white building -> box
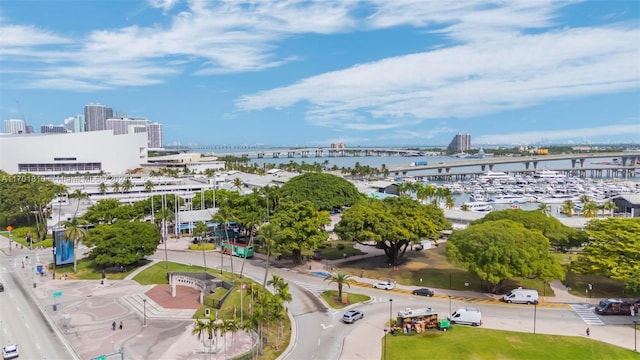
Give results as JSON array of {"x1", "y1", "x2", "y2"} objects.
[
  {"x1": 0, "y1": 130, "x2": 148, "y2": 175},
  {"x1": 4, "y1": 119, "x2": 26, "y2": 134}
]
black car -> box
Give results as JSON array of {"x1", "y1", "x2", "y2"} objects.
[{"x1": 412, "y1": 288, "x2": 434, "y2": 297}]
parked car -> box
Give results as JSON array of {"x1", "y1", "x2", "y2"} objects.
[
  {"x1": 502, "y1": 287, "x2": 539, "y2": 305},
  {"x1": 449, "y1": 307, "x2": 482, "y2": 326},
  {"x1": 412, "y1": 288, "x2": 434, "y2": 297},
  {"x1": 342, "y1": 309, "x2": 364, "y2": 323},
  {"x1": 2, "y1": 344, "x2": 18, "y2": 359},
  {"x1": 595, "y1": 298, "x2": 636, "y2": 315},
  {"x1": 373, "y1": 282, "x2": 394, "y2": 290}
]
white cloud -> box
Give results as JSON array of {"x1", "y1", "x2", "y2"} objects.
[{"x1": 237, "y1": 26, "x2": 640, "y2": 133}]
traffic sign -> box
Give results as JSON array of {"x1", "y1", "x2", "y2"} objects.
[
  {"x1": 6, "y1": 225, "x2": 12, "y2": 231},
  {"x1": 53, "y1": 291, "x2": 62, "y2": 298}
]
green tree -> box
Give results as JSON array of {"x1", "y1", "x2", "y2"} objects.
[
  {"x1": 122, "y1": 178, "x2": 133, "y2": 192},
  {"x1": 277, "y1": 173, "x2": 363, "y2": 211},
  {"x1": 257, "y1": 223, "x2": 280, "y2": 287},
  {"x1": 576, "y1": 218, "x2": 640, "y2": 292},
  {"x1": 63, "y1": 216, "x2": 88, "y2": 273},
  {"x1": 582, "y1": 201, "x2": 599, "y2": 218},
  {"x1": 335, "y1": 197, "x2": 449, "y2": 266},
  {"x1": 561, "y1": 200, "x2": 574, "y2": 217},
  {"x1": 194, "y1": 221, "x2": 210, "y2": 272},
  {"x1": 270, "y1": 201, "x2": 330, "y2": 265},
  {"x1": 69, "y1": 189, "x2": 89, "y2": 218},
  {"x1": 84, "y1": 221, "x2": 161, "y2": 268},
  {"x1": 111, "y1": 180, "x2": 120, "y2": 193},
  {"x1": 600, "y1": 200, "x2": 617, "y2": 217},
  {"x1": 213, "y1": 204, "x2": 236, "y2": 275},
  {"x1": 144, "y1": 180, "x2": 154, "y2": 194},
  {"x1": 447, "y1": 219, "x2": 564, "y2": 293},
  {"x1": 537, "y1": 203, "x2": 551, "y2": 217},
  {"x1": 98, "y1": 182, "x2": 107, "y2": 195},
  {"x1": 324, "y1": 272, "x2": 355, "y2": 300}
]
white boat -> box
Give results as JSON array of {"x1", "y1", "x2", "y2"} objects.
[
  {"x1": 533, "y1": 169, "x2": 566, "y2": 180},
  {"x1": 462, "y1": 201, "x2": 493, "y2": 212},
  {"x1": 489, "y1": 194, "x2": 531, "y2": 204},
  {"x1": 479, "y1": 171, "x2": 515, "y2": 183},
  {"x1": 538, "y1": 193, "x2": 579, "y2": 204}
]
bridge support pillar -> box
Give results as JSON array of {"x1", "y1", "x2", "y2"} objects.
[
  {"x1": 571, "y1": 159, "x2": 576, "y2": 168},
  {"x1": 489, "y1": 164, "x2": 494, "y2": 171},
  {"x1": 437, "y1": 168, "x2": 443, "y2": 174},
  {"x1": 524, "y1": 162, "x2": 530, "y2": 170},
  {"x1": 481, "y1": 165, "x2": 486, "y2": 171},
  {"x1": 580, "y1": 159, "x2": 585, "y2": 168},
  {"x1": 533, "y1": 161, "x2": 538, "y2": 169}
]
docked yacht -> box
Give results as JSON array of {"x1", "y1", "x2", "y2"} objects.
[
  {"x1": 489, "y1": 194, "x2": 533, "y2": 204},
  {"x1": 462, "y1": 201, "x2": 493, "y2": 212},
  {"x1": 533, "y1": 169, "x2": 566, "y2": 180},
  {"x1": 479, "y1": 171, "x2": 515, "y2": 183}
]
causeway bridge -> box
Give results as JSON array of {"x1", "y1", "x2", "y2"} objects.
[{"x1": 387, "y1": 151, "x2": 640, "y2": 179}]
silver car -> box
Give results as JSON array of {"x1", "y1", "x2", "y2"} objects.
[{"x1": 342, "y1": 309, "x2": 364, "y2": 323}]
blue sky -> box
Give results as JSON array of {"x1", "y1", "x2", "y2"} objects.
[{"x1": 1, "y1": 0, "x2": 639, "y2": 148}]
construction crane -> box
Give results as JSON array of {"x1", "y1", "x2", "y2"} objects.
[{"x1": 16, "y1": 100, "x2": 31, "y2": 133}]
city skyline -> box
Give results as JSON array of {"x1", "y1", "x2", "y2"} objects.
[{"x1": 0, "y1": 1, "x2": 639, "y2": 147}]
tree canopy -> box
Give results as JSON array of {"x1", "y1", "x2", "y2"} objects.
[
  {"x1": 473, "y1": 208, "x2": 586, "y2": 251},
  {"x1": 335, "y1": 196, "x2": 451, "y2": 265},
  {"x1": 0, "y1": 172, "x2": 63, "y2": 228},
  {"x1": 277, "y1": 173, "x2": 363, "y2": 211},
  {"x1": 84, "y1": 221, "x2": 161, "y2": 268},
  {"x1": 576, "y1": 218, "x2": 640, "y2": 292},
  {"x1": 270, "y1": 200, "x2": 331, "y2": 265},
  {"x1": 447, "y1": 219, "x2": 564, "y2": 293}
]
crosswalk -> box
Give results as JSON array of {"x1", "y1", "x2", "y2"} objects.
[{"x1": 571, "y1": 304, "x2": 605, "y2": 325}]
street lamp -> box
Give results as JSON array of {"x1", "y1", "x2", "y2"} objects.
[
  {"x1": 533, "y1": 302, "x2": 538, "y2": 334},
  {"x1": 634, "y1": 320, "x2": 637, "y2": 352},
  {"x1": 448, "y1": 295, "x2": 452, "y2": 315},
  {"x1": 143, "y1": 299, "x2": 147, "y2": 327},
  {"x1": 383, "y1": 328, "x2": 388, "y2": 360},
  {"x1": 389, "y1": 299, "x2": 393, "y2": 330},
  {"x1": 52, "y1": 246, "x2": 56, "y2": 280}
]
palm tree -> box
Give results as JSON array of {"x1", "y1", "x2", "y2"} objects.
[
  {"x1": 191, "y1": 318, "x2": 207, "y2": 350},
  {"x1": 239, "y1": 211, "x2": 261, "y2": 279},
  {"x1": 213, "y1": 205, "x2": 236, "y2": 277},
  {"x1": 224, "y1": 318, "x2": 240, "y2": 351},
  {"x1": 324, "y1": 272, "x2": 356, "y2": 300},
  {"x1": 111, "y1": 181, "x2": 120, "y2": 193},
  {"x1": 70, "y1": 189, "x2": 89, "y2": 217},
  {"x1": 194, "y1": 221, "x2": 210, "y2": 272},
  {"x1": 258, "y1": 224, "x2": 279, "y2": 288},
  {"x1": 561, "y1": 200, "x2": 574, "y2": 217},
  {"x1": 63, "y1": 216, "x2": 88, "y2": 273},
  {"x1": 537, "y1": 203, "x2": 551, "y2": 216},
  {"x1": 601, "y1": 200, "x2": 617, "y2": 217},
  {"x1": 144, "y1": 179, "x2": 154, "y2": 193},
  {"x1": 232, "y1": 178, "x2": 244, "y2": 193},
  {"x1": 98, "y1": 182, "x2": 107, "y2": 195},
  {"x1": 122, "y1": 178, "x2": 133, "y2": 192},
  {"x1": 582, "y1": 201, "x2": 599, "y2": 218},
  {"x1": 460, "y1": 203, "x2": 470, "y2": 211}
]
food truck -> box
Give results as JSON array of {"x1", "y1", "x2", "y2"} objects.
[{"x1": 395, "y1": 307, "x2": 451, "y2": 333}]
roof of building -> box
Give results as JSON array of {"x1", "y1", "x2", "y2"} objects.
[
  {"x1": 614, "y1": 194, "x2": 640, "y2": 205},
  {"x1": 177, "y1": 208, "x2": 218, "y2": 223}
]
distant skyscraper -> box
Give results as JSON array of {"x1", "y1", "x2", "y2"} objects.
[
  {"x1": 64, "y1": 115, "x2": 85, "y2": 133},
  {"x1": 447, "y1": 133, "x2": 471, "y2": 152},
  {"x1": 4, "y1": 119, "x2": 26, "y2": 134},
  {"x1": 84, "y1": 103, "x2": 113, "y2": 131},
  {"x1": 146, "y1": 122, "x2": 163, "y2": 148},
  {"x1": 105, "y1": 117, "x2": 163, "y2": 149},
  {"x1": 40, "y1": 124, "x2": 67, "y2": 134}
]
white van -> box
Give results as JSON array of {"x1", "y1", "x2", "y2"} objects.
[
  {"x1": 502, "y1": 287, "x2": 539, "y2": 305},
  {"x1": 449, "y1": 307, "x2": 482, "y2": 326}
]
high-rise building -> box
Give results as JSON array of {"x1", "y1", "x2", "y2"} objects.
[
  {"x1": 146, "y1": 122, "x2": 163, "y2": 149},
  {"x1": 64, "y1": 115, "x2": 85, "y2": 133},
  {"x1": 84, "y1": 103, "x2": 113, "y2": 131},
  {"x1": 106, "y1": 118, "x2": 163, "y2": 149},
  {"x1": 3, "y1": 119, "x2": 26, "y2": 134},
  {"x1": 40, "y1": 124, "x2": 67, "y2": 134},
  {"x1": 447, "y1": 133, "x2": 471, "y2": 152}
]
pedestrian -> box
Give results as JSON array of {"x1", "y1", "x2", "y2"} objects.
[
  {"x1": 586, "y1": 327, "x2": 590, "y2": 337},
  {"x1": 112, "y1": 321, "x2": 116, "y2": 331},
  {"x1": 119, "y1": 321, "x2": 123, "y2": 330}
]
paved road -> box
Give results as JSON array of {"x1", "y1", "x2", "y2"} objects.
[
  {"x1": 0, "y1": 255, "x2": 77, "y2": 360},
  {"x1": 2, "y1": 236, "x2": 639, "y2": 360}
]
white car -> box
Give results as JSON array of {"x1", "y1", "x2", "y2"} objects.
[
  {"x1": 2, "y1": 344, "x2": 18, "y2": 359},
  {"x1": 373, "y1": 282, "x2": 393, "y2": 290}
]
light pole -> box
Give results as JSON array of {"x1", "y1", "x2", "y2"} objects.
[
  {"x1": 143, "y1": 299, "x2": 147, "y2": 327},
  {"x1": 634, "y1": 320, "x2": 637, "y2": 352},
  {"x1": 533, "y1": 302, "x2": 538, "y2": 334},
  {"x1": 389, "y1": 299, "x2": 393, "y2": 330},
  {"x1": 448, "y1": 295, "x2": 452, "y2": 315},
  {"x1": 52, "y1": 246, "x2": 56, "y2": 280},
  {"x1": 383, "y1": 328, "x2": 387, "y2": 360}
]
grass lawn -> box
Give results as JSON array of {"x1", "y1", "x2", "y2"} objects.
[
  {"x1": 317, "y1": 241, "x2": 366, "y2": 260},
  {"x1": 53, "y1": 258, "x2": 147, "y2": 280},
  {"x1": 320, "y1": 290, "x2": 371, "y2": 309},
  {"x1": 385, "y1": 326, "x2": 636, "y2": 360}
]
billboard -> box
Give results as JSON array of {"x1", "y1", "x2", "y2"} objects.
[{"x1": 53, "y1": 229, "x2": 75, "y2": 266}]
